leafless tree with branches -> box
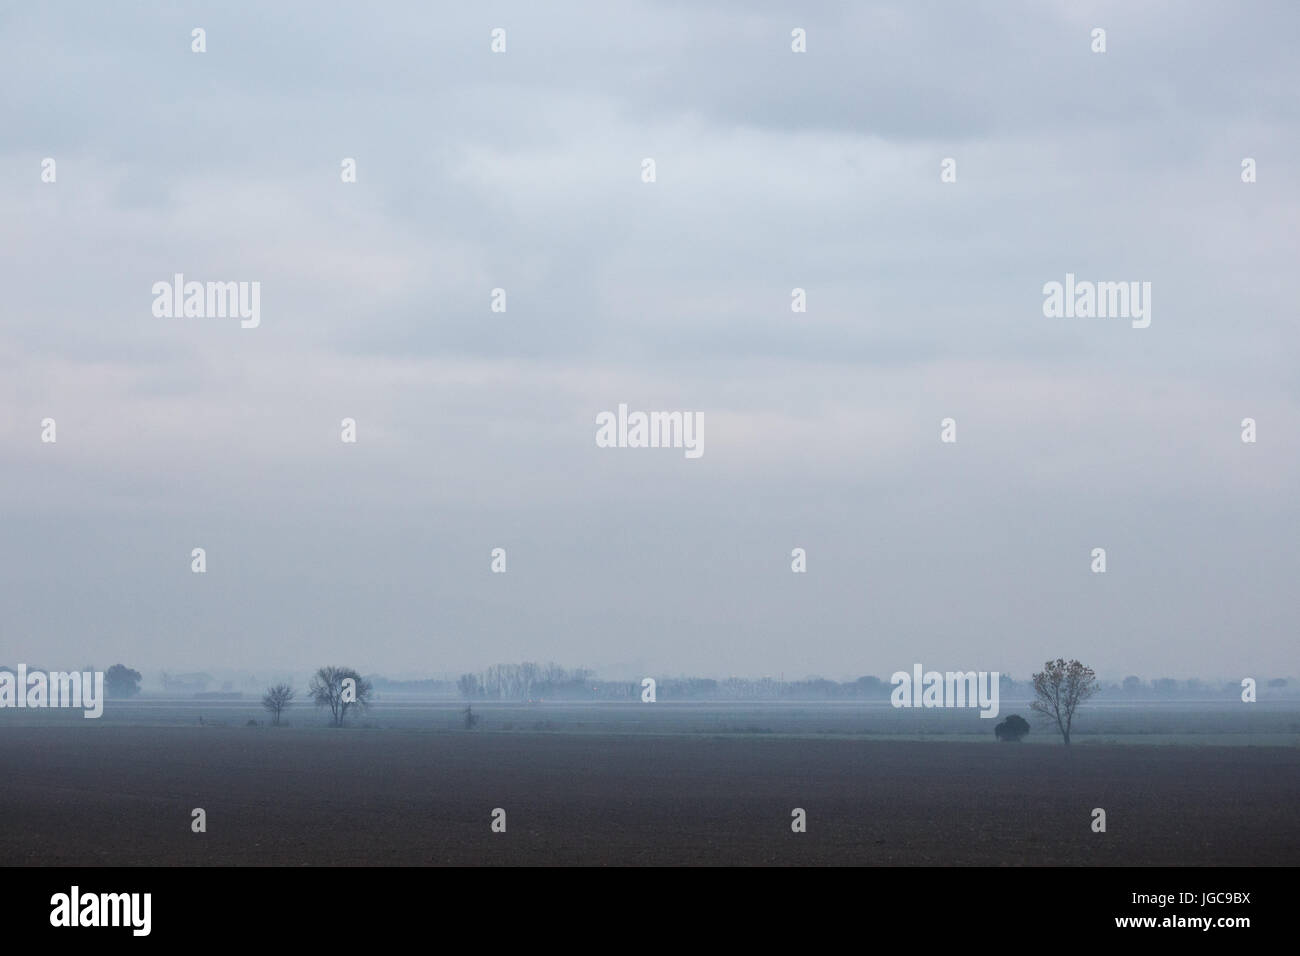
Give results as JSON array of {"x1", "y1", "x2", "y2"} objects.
[
  {"x1": 261, "y1": 683, "x2": 295, "y2": 725},
  {"x1": 308, "y1": 666, "x2": 373, "y2": 727},
  {"x1": 1031, "y1": 659, "x2": 1099, "y2": 745}
]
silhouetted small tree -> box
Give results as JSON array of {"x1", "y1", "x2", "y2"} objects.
[
  {"x1": 994, "y1": 714, "x2": 1030, "y2": 742},
  {"x1": 1031, "y1": 659, "x2": 1099, "y2": 746},
  {"x1": 308, "y1": 666, "x2": 373, "y2": 727},
  {"x1": 463, "y1": 704, "x2": 479, "y2": 730},
  {"x1": 261, "y1": 683, "x2": 295, "y2": 725}
]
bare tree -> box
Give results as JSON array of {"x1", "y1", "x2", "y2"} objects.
[
  {"x1": 1031, "y1": 659, "x2": 1100, "y2": 745},
  {"x1": 519, "y1": 661, "x2": 539, "y2": 699},
  {"x1": 457, "y1": 673, "x2": 480, "y2": 699},
  {"x1": 261, "y1": 683, "x2": 295, "y2": 725},
  {"x1": 308, "y1": 666, "x2": 373, "y2": 727}
]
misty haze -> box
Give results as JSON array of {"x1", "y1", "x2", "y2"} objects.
[{"x1": 1, "y1": 0, "x2": 1297, "y2": 882}]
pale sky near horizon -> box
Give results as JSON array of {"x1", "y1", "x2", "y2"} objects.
[{"x1": 2, "y1": 1, "x2": 1297, "y2": 682}]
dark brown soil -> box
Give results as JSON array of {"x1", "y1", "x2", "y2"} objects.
[{"x1": 1, "y1": 727, "x2": 1296, "y2": 865}]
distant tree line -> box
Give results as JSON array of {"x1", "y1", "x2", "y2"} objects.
[
  {"x1": 0, "y1": 664, "x2": 142, "y2": 698},
  {"x1": 449, "y1": 666, "x2": 1291, "y2": 702},
  {"x1": 457, "y1": 663, "x2": 597, "y2": 700},
  {"x1": 369, "y1": 676, "x2": 459, "y2": 695},
  {"x1": 1115, "y1": 675, "x2": 1290, "y2": 697},
  {"x1": 455, "y1": 668, "x2": 997, "y2": 701},
  {"x1": 10, "y1": 662, "x2": 1288, "y2": 706}
]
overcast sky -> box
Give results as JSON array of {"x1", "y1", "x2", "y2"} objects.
[{"x1": 1, "y1": 1, "x2": 1296, "y2": 682}]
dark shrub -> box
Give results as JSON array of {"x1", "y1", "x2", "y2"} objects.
[{"x1": 995, "y1": 714, "x2": 1030, "y2": 742}]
